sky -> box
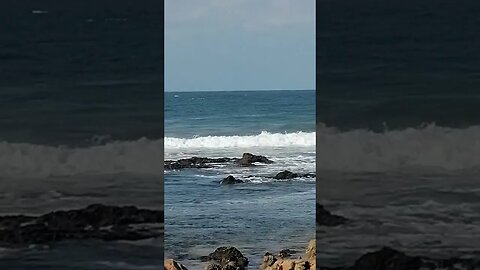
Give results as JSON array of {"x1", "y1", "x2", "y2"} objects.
[{"x1": 165, "y1": 0, "x2": 315, "y2": 92}]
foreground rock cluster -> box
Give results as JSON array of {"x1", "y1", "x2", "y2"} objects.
[
  {"x1": 164, "y1": 239, "x2": 316, "y2": 270},
  {"x1": 0, "y1": 204, "x2": 163, "y2": 246}
]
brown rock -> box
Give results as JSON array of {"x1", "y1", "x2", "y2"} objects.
[{"x1": 165, "y1": 259, "x2": 188, "y2": 270}]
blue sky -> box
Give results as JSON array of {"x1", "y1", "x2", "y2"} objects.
[{"x1": 165, "y1": 0, "x2": 315, "y2": 92}]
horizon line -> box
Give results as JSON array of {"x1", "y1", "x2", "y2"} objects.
[{"x1": 164, "y1": 88, "x2": 315, "y2": 93}]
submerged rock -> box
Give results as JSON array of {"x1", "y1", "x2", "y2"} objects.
[
  {"x1": 316, "y1": 203, "x2": 349, "y2": 226},
  {"x1": 0, "y1": 204, "x2": 163, "y2": 246},
  {"x1": 220, "y1": 175, "x2": 244, "y2": 185}
]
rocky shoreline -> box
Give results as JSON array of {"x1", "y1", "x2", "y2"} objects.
[{"x1": 165, "y1": 239, "x2": 316, "y2": 270}]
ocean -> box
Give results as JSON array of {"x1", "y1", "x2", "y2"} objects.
[
  {"x1": 317, "y1": 0, "x2": 480, "y2": 267},
  {"x1": 0, "y1": 1, "x2": 163, "y2": 269},
  {"x1": 164, "y1": 90, "x2": 316, "y2": 269}
]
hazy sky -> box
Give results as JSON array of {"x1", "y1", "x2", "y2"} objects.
[{"x1": 165, "y1": 0, "x2": 315, "y2": 92}]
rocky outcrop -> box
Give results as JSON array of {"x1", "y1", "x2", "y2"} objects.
[
  {"x1": 164, "y1": 153, "x2": 273, "y2": 170},
  {"x1": 165, "y1": 157, "x2": 232, "y2": 170},
  {"x1": 273, "y1": 170, "x2": 316, "y2": 180},
  {"x1": 0, "y1": 204, "x2": 163, "y2": 246},
  {"x1": 202, "y1": 246, "x2": 249, "y2": 270},
  {"x1": 320, "y1": 247, "x2": 480, "y2": 270},
  {"x1": 220, "y1": 175, "x2": 244, "y2": 185},
  {"x1": 317, "y1": 203, "x2": 349, "y2": 226},
  {"x1": 164, "y1": 259, "x2": 189, "y2": 270},
  {"x1": 235, "y1": 153, "x2": 273, "y2": 166},
  {"x1": 260, "y1": 239, "x2": 316, "y2": 270}
]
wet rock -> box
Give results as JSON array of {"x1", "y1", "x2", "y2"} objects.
[
  {"x1": 235, "y1": 153, "x2": 273, "y2": 166},
  {"x1": 274, "y1": 170, "x2": 299, "y2": 179},
  {"x1": 0, "y1": 204, "x2": 163, "y2": 246},
  {"x1": 165, "y1": 259, "x2": 189, "y2": 270},
  {"x1": 164, "y1": 153, "x2": 273, "y2": 170},
  {"x1": 203, "y1": 246, "x2": 249, "y2": 270},
  {"x1": 220, "y1": 175, "x2": 244, "y2": 185},
  {"x1": 316, "y1": 204, "x2": 349, "y2": 226},
  {"x1": 261, "y1": 240, "x2": 316, "y2": 270},
  {"x1": 279, "y1": 249, "x2": 296, "y2": 258},
  {"x1": 165, "y1": 157, "x2": 232, "y2": 170},
  {"x1": 320, "y1": 247, "x2": 480, "y2": 270},
  {"x1": 204, "y1": 262, "x2": 222, "y2": 270}
]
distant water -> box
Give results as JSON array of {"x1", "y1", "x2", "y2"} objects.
[
  {"x1": 318, "y1": 0, "x2": 480, "y2": 267},
  {"x1": 0, "y1": 1, "x2": 163, "y2": 269},
  {"x1": 164, "y1": 90, "x2": 315, "y2": 270}
]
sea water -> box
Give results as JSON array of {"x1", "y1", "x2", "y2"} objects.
[
  {"x1": 164, "y1": 90, "x2": 316, "y2": 269},
  {"x1": 317, "y1": 0, "x2": 480, "y2": 267},
  {"x1": 0, "y1": 1, "x2": 163, "y2": 269}
]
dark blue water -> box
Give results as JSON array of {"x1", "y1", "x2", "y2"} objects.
[
  {"x1": 165, "y1": 90, "x2": 315, "y2": 137},
  {"x1": 0, "y1": 1, "x2": 163, "y2": 269},
  {"x1": 164, "y1": 90, "x2": 315, "y2": 270},
  {"x1": 317, "y1": 0, "x2": 480, "y2": 267}
]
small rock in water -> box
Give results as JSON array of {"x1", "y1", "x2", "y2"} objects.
[
  {"x1": 316, "y1": 203, "x2": 349, "y2": 226},
  {"x1": 274, "y1": 170, "x2": 299, "y2": 180},
  {"x1": 220, "y1": 175, "x2": 244, "y2": 185},
  {"x1": 236, "y1": 153, "x2": 273, "y2": 166}
]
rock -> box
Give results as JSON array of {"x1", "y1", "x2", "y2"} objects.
[
  {"x1": 279, "y1": 249, "x2": 296, "y2": 258},
  {"x1": 261, "y1": 240, "x2": 315, "y2": 270},
  {"x1": 0, "y1": 204, "x2": 163, "y2": 246},
  {"x1": 204, "y1": 246, "x2": 248, "y2": 270},
  {"x1": 306, "y1": 239, "x2": 316, "y2": 262},
  {"x1": 316, "y1": 203, "x2": 349, "y2": 226},
  {"x1": 220, "y1": 175, "x2": 244, "y2": 185},
  {"x1": 274, "y1": 170, "x2": 299, "y2": 179},
  {"x1": 320, "y1": 247, "x2": 480, "y2": 270},
  {"x1": 273, "y1": 171, "x2": 316, "y2": 180},
  {"x1": 164, "y1": 153, "x2": 273, "y2": 170},
  {"x1": 165, "y1": 259, "x2": 189, "y2": 270},
  {"x1": 165, "y1": 157, "x2": 232, "y2": 170},
  {"x1": 204, "y1": 262, "x2": 222, "y2": 270},
  {"x1": 235, "y1": 153, "x2": 273, "y2": 166}
]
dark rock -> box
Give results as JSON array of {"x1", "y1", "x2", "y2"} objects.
[
  {"x1": 278, "y1": 249, "x2": 296, "y2": 258},
  {"x1": 164, "y1": 153, "x2": 273, "y2": 170},
  {"x1": 204, "y1": 246, "x2": 249, "y2": 270},
  {"x1": 205, "y1": 262, "x2": 222, "y2": 270},
  {"x1": 235, "y1": 153, "x2": 273, "y2": 167},
  {"x1": 274, "y1": 170, "x2": 299, "y2": 179},
  {"x1": 316, "y1": 204, "x2": 349, "y2": 226},
  {"x1": 320, "y1": 247, "x2": 480, "y2": 270},
  {"x1": 0, "y1": 204, "x2": 163, "y2": 246},
  {"x1": 165, "y1": 157, "x2": 232, "y2": 170},
  {"x1": 220, "y1": 175, "x2": 244, "y2": 185}
]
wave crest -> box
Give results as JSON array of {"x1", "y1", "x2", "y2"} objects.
[{"x1": 165, "y1": 131, "x2": 315, "y2": 149}]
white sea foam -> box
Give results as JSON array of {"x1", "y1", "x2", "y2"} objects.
[
  {"x1": 3, "y1": 125, "x2": 480, "y2": 177},
  {"x1": 165, "y1": 131, "x2": 315, "y2": 149},
  {"x1": 0, "y1": 138, "x2": 163, "y2": 178},
  {"x1": 316, "y1": 123, "x2": 480, "y2": 172}
]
